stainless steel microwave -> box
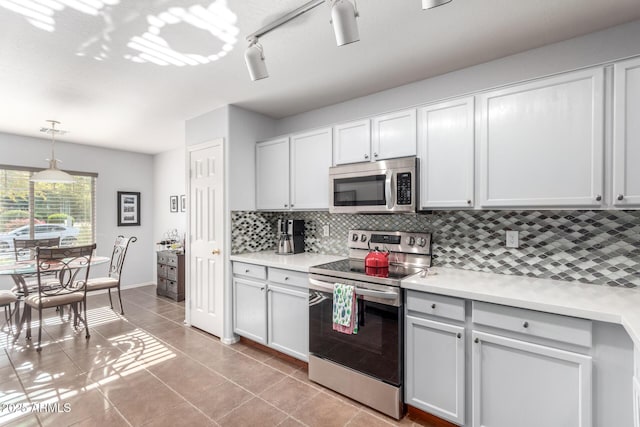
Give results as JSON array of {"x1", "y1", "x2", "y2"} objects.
[{"x1": 329, "y1": 156, "x2": 417, "y2": 214}]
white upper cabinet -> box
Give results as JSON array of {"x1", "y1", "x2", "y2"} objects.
[
  {"x1": 372, "y1": 109, "x2": 417, "y2": 161},
  {"x1": 613, "y1": 57, "x2": 640, "y2": 207},
  {"x1": 290, "y1": 128, "x2": 332, "y2": 209},
  {"x1": 256, "y1": 137, "x2": 290, "y2": 210},
  {"x1": 478, "y1": 68, "x2": 605, "y2": 208},
  {"x1": 333, "y1": 119, "x2": 371, "y2": 165},
  {"x1": 418, "y1": 97, "x2": 475, "y2": 209}
]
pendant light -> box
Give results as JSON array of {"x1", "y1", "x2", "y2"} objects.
[
  {"x1": 30, "y1": 120, "x2": 74, "y2": 184},
  {"x1": 330, "y1": 0, "x2": 359, "y2": 46}
]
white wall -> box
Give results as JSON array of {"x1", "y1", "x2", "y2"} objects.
[
  {"x1": 0, "y1": 132, "x2": 154, "y2": 289},
  {"x1": 275, "y1": 19, "x2": 640, "y2": 135},
  {"x1": 153, "y1": 148, "x2": 186, "y2": 243},
  {"x1": 228, "y1": 105, "x2": 276, "y2": 211}
]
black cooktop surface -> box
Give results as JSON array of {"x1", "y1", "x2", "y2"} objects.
[{"x1": 309, "y1": 258, "x2": 425, "y2": 286}]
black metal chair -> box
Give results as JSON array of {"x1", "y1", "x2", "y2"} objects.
[
  {"x1": 24, "y1": 244, "x2": 96, "y2": 351},
  {"x1": 14, "y1": 237, "x2": 61, "y2": 262},
  {"x1": 0, "y1": 290, "x2": 17, "y2": 333},
  {"x1": 85, "y1": 235, "x2": 137, "y2": 314}
]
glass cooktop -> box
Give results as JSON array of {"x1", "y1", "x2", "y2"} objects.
[{"x1": 309, "y1": 258, "x2": 425, "y2": 286}]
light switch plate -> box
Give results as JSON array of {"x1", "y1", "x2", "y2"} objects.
[{"x1": 505, "y1": 230, "x2": 519, "y2": 248}]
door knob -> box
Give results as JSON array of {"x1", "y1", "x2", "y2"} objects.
[{"x1": 211, "y1": 249, "x2": 220, "y2": 255}]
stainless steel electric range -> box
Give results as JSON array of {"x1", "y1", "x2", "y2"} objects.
[{"x1": 308, "y1": 229, "x2": 432, "y2": 419}]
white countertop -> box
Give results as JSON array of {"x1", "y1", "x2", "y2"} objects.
[
  {"x1": 230, "y1": 251, "x2": 344, "y2": 273},
  {"x1": 402, "y1": 267, "x2": 640, "y2": 347}
]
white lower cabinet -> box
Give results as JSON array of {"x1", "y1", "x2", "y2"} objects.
[
  {"x1": 405, "y1": 291, "x2": 466, "y2": 425},
  {"x1": 232, "y1": 277, "x2": 267, "y2": 344},
  {"x1": 233, "y1": 262, "x2": 309, "y2": 361},
  {"x1": 472, "y1": 301, "x2": 593, "y2": 427},
  {"x1": 406, "y1": 315, "x2": 465, "y2": 425},
  {"x1": 267, "y1": 283, "x2": 308, "y2": 361}
]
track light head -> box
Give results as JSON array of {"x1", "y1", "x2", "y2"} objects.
[
  {"x1": 330, "y1": 0, "x2": 359, "y2": 47},
  {"x1": 422, "y1": 0, "x2": 452, "y2": 9},
  {"x1": 244, "y1": 38, "x2": 268, "y2": 81}
]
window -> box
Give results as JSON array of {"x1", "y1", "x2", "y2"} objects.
[{"x1": 0, "y1": 166, "x2": 96, "y2": 252}]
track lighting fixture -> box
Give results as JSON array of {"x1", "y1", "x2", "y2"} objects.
[
  {"x1": 422, "y1": 0, "x2": 452, "y2": 9},
  {"x1": 330, "y1": 0, "x2": 359, "y2": 46},
  {"x1": 244, "y1": 0, "x2": 452, "y2": 80},
  {"x1": 244, "y1": 37, "x2": 268, "y2": 81}
]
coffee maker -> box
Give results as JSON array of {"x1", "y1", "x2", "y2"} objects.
[{"x1": 277, "y1": 219, "x2": 305, "y2": 255}]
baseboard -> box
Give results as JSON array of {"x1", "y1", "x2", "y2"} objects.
[{"x1": 121, "y1": 282, "x2": 155, "y2": 290}]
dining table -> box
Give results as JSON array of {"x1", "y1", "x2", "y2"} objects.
[{"x1": 0, "y1": 254, "x2": 110, "y2": 340}]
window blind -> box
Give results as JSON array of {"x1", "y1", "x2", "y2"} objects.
[{"x1": 0, "y1": 165, "x2": 97, "y2": 252}]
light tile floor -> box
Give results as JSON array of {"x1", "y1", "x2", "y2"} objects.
[{"x1": 0, "y1": 285, "x2": 434, "y2": 427}]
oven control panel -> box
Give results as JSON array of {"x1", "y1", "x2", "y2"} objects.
[{"x1": 348, "y1": 229, "x2": 431, "y2": 255}]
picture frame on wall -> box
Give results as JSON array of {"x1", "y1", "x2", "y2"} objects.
[
  {"x1": 117, "y1": 191, "x2": 141, "y2": 226},
  {"x1": 170, "y1": 195, "x2": 179, "y2": 213},
  {"x1": 180, "y1": 194, "x2": 186, "y2": 212}
]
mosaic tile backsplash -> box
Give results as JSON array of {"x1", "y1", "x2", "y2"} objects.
[{"x1": 230, "y1": 210, "x2": 640, "y2": 287}]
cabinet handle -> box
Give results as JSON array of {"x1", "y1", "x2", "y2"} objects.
[
  {"x1": 595, "y1": 195, "x2": 602, "y2": 201},
  {"x1": 467, "y1": 200, "x2": 472, "y2": 205},
  {"x1": 431, "y1": 303, "x2": 436, "y2": 309},
  {"x1": 260, "y1": 286, "x2": 265, "y2": 291},
  {"x1": 618, "y1": 194, "x2": 624, "y2": 201},
  {"x1": 291, "y1": 204, "x2": 294, "y2": 207},
  {"x1": 373, "y1": 152, "x2": 379, "y2": 158},
  {"x1": 457, "y1": 333, "x2": 462, "y2": 339},
  {"x1": 284, "y1": 204, "x2": 288, "y2": 208},
  {"x1": 284, "y1": 277, "x2": 289, "y2": 281},
  {"x1": 474, "y1": 337, "x2": 479, "y2": 344},
  {"x1": 523, "y1": 321, "x2": 529, "y2": 328},
  {"x1": 245, "y1": 269, "x2": 250, "y2": 273},
  {"x1": 364, "y1": 154, "x2": 369, "y2": 159}
]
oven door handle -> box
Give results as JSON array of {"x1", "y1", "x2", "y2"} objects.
[{"x1": 308, "y1": 278, "x2": 398, "y2": 300}]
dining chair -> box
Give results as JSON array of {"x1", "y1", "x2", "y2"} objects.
[
  {"x1": 0, "y1": 290, "x2": 17, "y2": 333},
  {"x1": 24, "y1": 244, "x2": 96, "y2": 352},
  {"x1": 85, "y1": 235, "x2": 137, "y2": 315},
  {"x1": 14, "y1": 237, "x2": 61, "y2": 261}
]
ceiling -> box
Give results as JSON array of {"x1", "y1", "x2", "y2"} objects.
[{"x1": 1, "y1": 0, "x2": 640, "y2": 154}]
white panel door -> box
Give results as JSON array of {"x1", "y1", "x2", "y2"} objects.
[
  {"x1": 405, "y1": 315, "x2": 465, "y2": 425},
  {"x1": 256, "y1": 137, "x2": 290, "y2": 210},
  {"x1": 267, "y1": 283, "x2": 308, "y2": 361},
  {"x1": 419, "y1": 97, "x2": 475, "y2": 208},
  {"x1": 613, "y1": 57, "x2": 640, "y2": 207},
  {"x1": 633, "y1": 376, "x2": 640, "y2": 427},
  {"x1": 478, "y1": 68, "x2": 605, "y2": 208},
  {"x1": 372, "y1": 109, "x2": 417, "y2": 160},
  {"x1": 472, "y1": 331, "x2": 592, "y2": 427},
  {"x1": 188, "y1": 140, "x2": 224, "y2": 337},
  {"x1": 333, "y1": 119, "x2": 371, "y2": 165},
  {"x1": 232, "y1": 277, "x2": 267, "y2": 344},
  {"x1": 290, "y1": 128, "x2": 332, "y2": 210}
]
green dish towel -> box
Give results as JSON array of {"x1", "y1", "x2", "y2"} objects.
[{"x1": 332, "y1": 283, "x2": 358, "y2": 334}]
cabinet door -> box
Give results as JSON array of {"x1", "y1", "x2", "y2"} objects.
[
  {"x1": 334, "y1": 119, "x2": 371, "y2": 165},
  {"x1": 472, "y1": 331, "x2": 592, "y2": 427},
  {"x1": 267, "y1": 283, "x2": 308, "y2": 361},
  {"x1": 290, "y1": 128, "x2": 333, "y2": 210},
  {"x1": 418, "y1": 97, "x2": 475, "y2": 209},
  {"x1": 406, "y1": 315, "x2": 465, "y2": 425},
  {"x1": 372, "y1": 109, "x2": 417, "y2": 160},
  {"x1": 233, "y1": 277, "x2": 267, "y2": 344},
  {"x1": 613, "y1": 58, "x2": 640, "y2": 207},
  {"x1": 478, "y1": 68, "x2": 604, "y2": 208},
  {"x1": 256, "y1": 137, "x2": 290, "y2": 210}
]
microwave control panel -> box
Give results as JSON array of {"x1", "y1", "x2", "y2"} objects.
[{"x1": 396, "y1": 172, "x2": 412, "y2": 205}]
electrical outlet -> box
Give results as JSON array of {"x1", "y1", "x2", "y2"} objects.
[
  {"x1": 323, "y1": 225, "x2": 330, "y2": 237},
  {"x1": 505, "y1": 230, "x2": 519, "y2": 248}
]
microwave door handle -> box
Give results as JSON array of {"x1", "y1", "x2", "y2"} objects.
[{"x1": 386, "y1": 171, "x2": 394, "y2": 209}]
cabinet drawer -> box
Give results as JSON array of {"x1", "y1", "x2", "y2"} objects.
[
  {"x1": 269, "y1": 268, "x2": 308, "y2": 289},
  {"x1": 157, "y1": 277, "x2": 167, "y2": 293},
  {"x1": 164, "y1": 254, "x2": 178, "y2": 267},
  {"x1": 167, "y1": 280, "x2": 179, "y2": 294},
  {"x1": 233, "y1": 262, "x2": 267, "y2": 280},
  {"x1": 158, "y1": 264, "x2": 168, "y2": 278},
  {"x1": 166, "y1": 266, "x2": 178, "y2": 281},
  {"x1": 406, "y1": 290, "x2": 465, "y2": 322},
  {"x1": 472, "y1": 301, "x2": 592, "y2": 348},
  {"x1": 158, "y1": 253, "x2": 167, "y2": 264}
]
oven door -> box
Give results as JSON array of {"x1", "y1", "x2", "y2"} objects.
[{"x1": 308, "y1": 276, "x2": 403, "y2": 386}]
